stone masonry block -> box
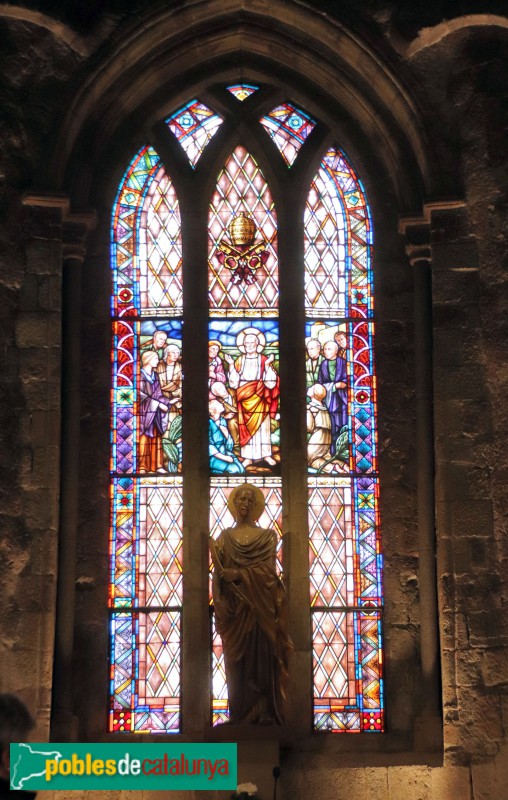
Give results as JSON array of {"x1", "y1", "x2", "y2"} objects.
[
  {"x1": 29, "y1": 410, "x2": 61, "y2": 447},
  {"x1": 30, "y1": 445, "x2": 60, "y2": 489},
  {"x1": 430, "y1": 766, "x2": 471, "y2": 799},
  {"x1": 432, "y1": 267, "x2": 481, "y2": 306},
  {"x1": 434, "y1": 399, "x2": 492, "y2": 442},
  {"x1": 455, "y1": 648, "x2": 483, "y2": 687},
  {"x1": 430, "y1": 209, "x2": 473, "y2": 243},
  {"x1": 387, "y1": 766, "x2": 431, "y2": 800},
  {"x1": 472, "y1": 762, "x2": 495, "y2": 800},
  {"x1": 437, "y1": 365, "x2": 487, "y2": 401},
  {"x1": 38, "y1": 274, "x2": 62, "y2": 312},
  {"x1": 21, "y1": 487, "x2": 59, "y2": 530},
  {"x1": 21, "y1": 380, "x2": 61, "y2": 412},
  {"x1": 468, "y1": 609, "x2": 508, "y2": 648},
  {"x1": 435, "y1": 460, "x2": 491, "y2": 501},
  {"x1": 15, "y1": 312, "x2": 61, "y2": 348},
  {"x1": 481, "y1": 648, "x2": 508, "y2": 689},
  {"x1": 300, "y1": 765, "x2": 389, "y2": 800},
  {"x1": 19, "y1": 349, "x2": 60, "y2": 383},
  {"x1": 452, "y1": 500, "x2": 494, "y2": 537},
  {"x1": 26, "y1": 238, "x2": 63, "y2": 276},
  {"x1": 440, "y1": 611, "x2": 469, "y2": 651},
  {"x1": 431, "y1": 241, "x2": 480, "y2": 271},
  {"x1": 19, "y1": 275, "x2": 39, "y2": 311},
  {"x1": 452, "y1": 536, "x2": 496, "y2": 577}
]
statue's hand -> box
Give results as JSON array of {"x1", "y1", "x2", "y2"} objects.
[{"x1": 220, "y1": 568, "x2": 240, "y2": 582}]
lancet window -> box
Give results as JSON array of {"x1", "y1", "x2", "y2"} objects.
[{"x1": 108, "y1": 87, "x2": 383, "y2": 734}]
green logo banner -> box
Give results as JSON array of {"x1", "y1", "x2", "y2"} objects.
[{"x1": 10, "y1": 743, "x2": 237, "y2": 790}]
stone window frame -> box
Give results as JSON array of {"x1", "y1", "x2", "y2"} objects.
[{"x1": 21, "y1": 96, "x2": 447, "y2": 765}]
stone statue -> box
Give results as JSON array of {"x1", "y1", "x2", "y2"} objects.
[{"x1": 210, "y1": 483, "x2": 293, "y2": 725}]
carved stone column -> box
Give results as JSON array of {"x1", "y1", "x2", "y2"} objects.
[
  {"x1": 399, "y1": 201, "x2": 465, "y2": 751},
  {"x1": 54, "y1": 214, "x2": 96, "y2": 741}
]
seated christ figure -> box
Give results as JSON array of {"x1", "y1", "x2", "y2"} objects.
[{"x1": 225, "y1": 328, "x2": 279, "y2": 468}]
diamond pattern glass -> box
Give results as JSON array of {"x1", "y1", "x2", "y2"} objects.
[
  {"x1": 260, "y1": 102, "x2": 316, "y2": 165},
  {"x1": 209, "y1": 477, "x2": 282, "y2": 724},
  {"x1": 139, "y1": 484, "x2": 183, "y2": 606},
  {"x1": 110, "y1": 100, "x2": 384, "y2": 738},
  {"x1": 306, "y1": 147, "x2": 383, "y2": 732},
  {"x1": 166, "y1": 100, "x2": 223, "y2": 167},
  {"x1": 308, "y1": 480, "x2": 354, "y2": 607},
  {"x1": 110, "y1": 144, "x2": 184, "y2": 733},
  {"x1": 208, "y1": 146, "x2": 278, "y2": 313},
  {"x1": 139, "y1": 171, "x2": 183, "y2": 315}
]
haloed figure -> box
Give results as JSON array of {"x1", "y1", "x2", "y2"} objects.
[
  {"x1": 224, "y1": 328, "x2": 279, "y2": 468},
  {"x1": 210, "y1": 484, "x2": 293, "y2": 725}
]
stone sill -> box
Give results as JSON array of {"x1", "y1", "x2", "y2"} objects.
[{"x1": 91, "y1": 717, "x2": 443, "y2": 768}]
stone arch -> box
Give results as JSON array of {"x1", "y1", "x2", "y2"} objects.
[{"x1": 40, "y1": 0, "x2": 450, "y2": 212}]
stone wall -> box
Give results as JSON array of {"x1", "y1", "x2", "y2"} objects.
[{"x1": 0, "y1": 2, "x2": 507, "y2": 799}]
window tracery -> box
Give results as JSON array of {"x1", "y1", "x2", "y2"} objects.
[{"x1": 109, "y1": 89, "x2": 383, "y2": 734}]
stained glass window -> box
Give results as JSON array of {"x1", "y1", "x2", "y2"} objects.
[
  {"x1": 208, "y1": 146, "x2": 278, "y2": 312},
  {"x1": 304, "y1": 148, "x2": 383, "y2": 732},
  {"x1": 259, "y1": 102, "x2": 316, "y2": 165},
  {"x1": 109, "y1": 89, "x2": 383, "y2": 737},
  {"x1": 209, "y1": 478, "x2": 282, "y2": 725},
  {"x1": 166, "y1": 100, "x2": 223, "y2": 167},
  {"x1": 226, "y1": 83, "x2": 259, "y2": 101},
  {"x1": 208, "y1": 149, "x2": 281, "y2": 722},
  {"x1": 109, "y1": 146, "x2": 184, "y2": 733}
]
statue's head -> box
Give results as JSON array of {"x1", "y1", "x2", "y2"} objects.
[{"x1": 228, "y1": 483, "x2": 265, "y2": 523}]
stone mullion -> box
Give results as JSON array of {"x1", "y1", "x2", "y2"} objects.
[
  {"x1": 278, "y1": 185, "x2": 312, "y2": 737},
  {"x1": 179, "y1": 186, "x2": 210, "y2": 736}
]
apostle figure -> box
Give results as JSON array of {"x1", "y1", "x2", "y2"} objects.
[
  {"x1": 209, "y1": 399, "x2": 245, "y2": 475},
  {"x1": 208, "y1": 340, "x2": 227, "y2": 388},
  {"x1": 210, "y1": 483, "x2": 292, "y2": 725},
  {"x1": 141, "y1": 330, "x2": 168, "y2": 363},
  {"x1": 307, "y1": 383, "x2": 335, "y2": 472},
  {"x1": 317, "y1": 340, "x2": 347, "y2": 455},
  {"x1": 305, "y1": 338, "x2": 323, "y2": 388},
  {"x1": 157, "y1": 343, "x2": 183, "y2": 425},
  {"x1": 224, "y1": 328, "x2": 279, "y2": 468},
  {"x1": 210, "y1": 380, "x2": 239, "y2": 450},
  {"x1": 139, "y1": 350, "x2": 171, "y2": 473}
]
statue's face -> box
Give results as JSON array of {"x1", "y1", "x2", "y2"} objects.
[
  {"x1": 209, "y1": 344, "x2": 220, "y2": 358},
  {"x1": 234, "y1": 488, "x2": 256, "y2": 520}
]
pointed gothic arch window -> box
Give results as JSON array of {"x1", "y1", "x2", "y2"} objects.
[{"x1": 108, "y1": 89, "x2": 383, "y2": 735}]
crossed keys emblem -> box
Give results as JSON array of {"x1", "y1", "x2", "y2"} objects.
[{"x1": 215, "y1": 211, "x2": 269, "y2": 286}]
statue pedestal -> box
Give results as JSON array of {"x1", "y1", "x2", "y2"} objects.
[
  {"x1": 235, "y1": 738, "x2": 279, "y2": 800},
  {"x1": 211, "y1": 726, "x2": 283, "y2": 800}
]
